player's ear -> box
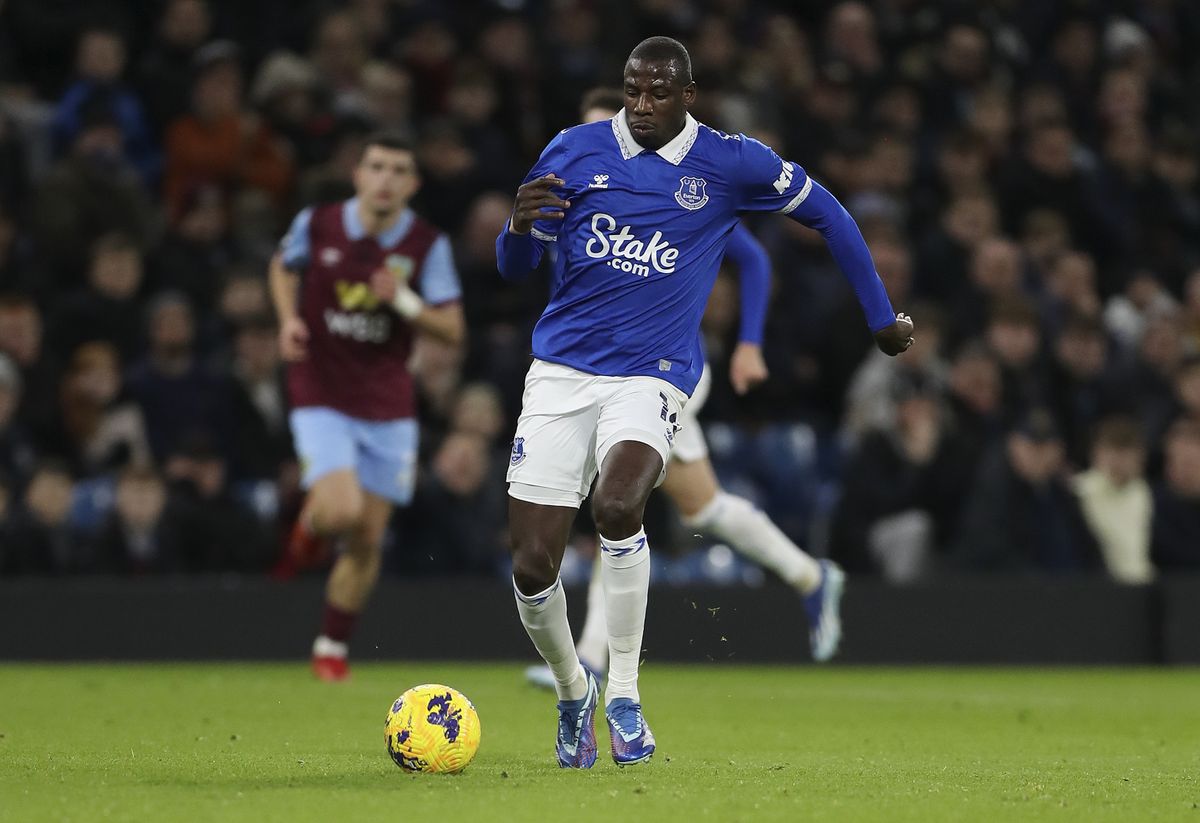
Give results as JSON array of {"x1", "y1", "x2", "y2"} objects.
[{"x1": 682, "y1": 81, "x2": 696, "y2": 109}]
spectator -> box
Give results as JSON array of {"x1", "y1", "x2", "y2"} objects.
[
  {"x1": 1150, "y1": 419, "x2": 1200, "y2": 571},
  {"x1": 1047, "y1": 314, "x2": 1121, "y2": 468},
  {"x1": 985, "y1": 297, "x2": 1047, "y2": 425},
  {"x1": 954, "y1": 409, "x2": 1099, "y2": 573},
  {"x1": 94, "y1": 465, "x2": 182, "y2": 573},
  {"x1": 1074, "y1": 417, "x2": 1153, "y2": 584},
  {"x1": 126, "y1": 292, "x2": 231, "y2": 463},
  {"x1": 31, "y1": 104, "x2": 156, "y2": 281},
  {"x1": 0, "y1": 354, "x2": 36, "y2": 486},
  {"x1": 163, "y1": 41, "x2": 292, "y2": 225},
  {"x1": 251, "y1": 51, "x2": 326, "y2": 169},
  {"x1": 40, "y1": 341, "x2": 152, "y2": 476},
  {"x1": 0, "y1": 294, "x2": 59, "y2": 435},
  {"x1": 832, "y1": 371, "x2": 975, "y2": 582},
  {"x1": 51, "y1": 26, "x2": 157, "y2": 185},
  {"x1": 228, "y1": 316, "x2": 290, "y2": 482},
  {"x1": 400, "y1": 431, "x2": 505, "y2": 575},
  {"x1": 843, "y1": 302, "x2": 946, "y2": 440},
  {"x1": 2, "y1": 460, "x2": 86, "y2": 574},
  {"x1": 138, "y1": 0, "x2": 213, "y2": 133},
  {"x1": 163, "y1": 433, "x2": 270, "y2": 571},
  {"x1": 48, "y1": 232, "x2": 147, "y2": 363},
  {"x1": 945, "y1": 341, "x2": 1004, "y2": 459},
  {"x1": 148, "y1": 184, "x2": 231, "y2": 313}
]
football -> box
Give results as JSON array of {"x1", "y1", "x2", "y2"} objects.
[{"x1": 385, "y1": 684, "x2": 481, "y2": 773}]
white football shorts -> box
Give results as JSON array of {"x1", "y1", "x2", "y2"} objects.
[
  {"x1": 670, "y1": 362, "x2": 710, "y2": 464},
  {"x1": 507, "y1": 359, "x2": 690, "y2": 508}
]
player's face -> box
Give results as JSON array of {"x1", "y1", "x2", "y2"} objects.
[
  {"x1": 354, "y1": 146, "x2": 420, "y2": 217},
  {"x1": 623, "y1": 58, "x2": 695, "y2": 151}
]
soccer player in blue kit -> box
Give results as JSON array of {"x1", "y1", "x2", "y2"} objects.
[
  {"x1": 524, "y1": 87, "x2": 854, "y2": 694},
  {"x1": 496, "y1": 38, "x2": 914, "y2": 769}
]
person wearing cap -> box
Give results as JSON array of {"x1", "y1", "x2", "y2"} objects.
[{"x1": 953, "y1": 408, "x2": 1100, "y2": 571}]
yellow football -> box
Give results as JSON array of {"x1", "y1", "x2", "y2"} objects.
[{"x1": 385, "y1": 684, "x2": 481, "y2": 774}]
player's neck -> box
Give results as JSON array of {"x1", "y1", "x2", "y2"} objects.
[{"x1": 356, "y1": 201, "x2": 406, "y2": 237}]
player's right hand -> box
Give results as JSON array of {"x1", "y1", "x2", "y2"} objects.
[
  {"x1": 510, "y1": 174, "x2": 570, "y2": 235},
  {"x1": 280, "y1": 316, "x2": 309, "y2": 362}
]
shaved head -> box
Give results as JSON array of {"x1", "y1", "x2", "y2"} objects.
[{"x1": 628, "y1": 36, "x2": 692, "y2": 85}]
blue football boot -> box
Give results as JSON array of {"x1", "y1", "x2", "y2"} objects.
[
  {"x1": 606, "y1": 698, "x2": 655, "y2": 766},
  {"x1": 804, "y1": 559, "x2": 845, "y2": 662},
  {"x1": 555, "y1": 668, "x2": 599, "y2": 768}
]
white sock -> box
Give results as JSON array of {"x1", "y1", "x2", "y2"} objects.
[
  {"x1": 600, "y1": 528, "x2": 650, "y2": 704},
  {"x1": 513, "y1": 577, "x2": 588, "y2": 701},
  {"x1": 312, "y1": 635, "x2": 348, "y2": 658},
  {"x1": 684, "y1": 492, "x2": 821, "y2": 594},
  {"x1": 575, "y1": 553, "x2": 609, "y2": 670}
]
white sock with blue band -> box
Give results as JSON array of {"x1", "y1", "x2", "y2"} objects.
[
  {"x1": 514, "y1": 577, "x2": 588, "y2": 701},
  {"x1": 599, "y1": 528, "x2": 651, "y2": 704}
]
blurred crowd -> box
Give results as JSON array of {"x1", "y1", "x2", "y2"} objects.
[{"x1": 1, "y1": 0, "x2": 1199, "y2": 582}]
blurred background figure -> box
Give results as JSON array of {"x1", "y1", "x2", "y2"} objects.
[{"x1": 1073, "y1": 416, "x2": 1153, "y2": 584}]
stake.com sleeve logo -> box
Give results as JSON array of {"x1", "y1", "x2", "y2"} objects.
[{"x1": 584, "y1": 213, "x2": 679, "y2": 278}]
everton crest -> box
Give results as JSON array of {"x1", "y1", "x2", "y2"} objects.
[{"x1": 674, "y1": 176, "x2": 709, "y2": 211}]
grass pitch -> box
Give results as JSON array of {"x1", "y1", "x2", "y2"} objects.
[{"x1": 1, "y1": 663, "x2": 1197, "y2": 822}]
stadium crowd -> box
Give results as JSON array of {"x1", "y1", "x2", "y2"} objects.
[{"x1": 1, "y1": 0, "x2": 1199, "y2": 582}]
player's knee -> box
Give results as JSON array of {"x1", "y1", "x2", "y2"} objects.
[
  {"x1": 510, "y1": 545, "x2": 560, "y2": 595},
  {"x1": 592, "y1": 492, "x2": 644, "y2": 540},
  {"x1": 314, "y1": 495, "x2": 365, "y2": 535}
]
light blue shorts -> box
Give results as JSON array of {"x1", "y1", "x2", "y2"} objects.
[{"x1": 289, "y1": 407, "x2": 419, "y2": 505}]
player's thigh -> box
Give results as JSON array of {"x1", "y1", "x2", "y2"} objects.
[
  {"x1": 507, "y1": 360, "x2": 601, "y2": 509},
  {"x1": 594, "y1": 375, "x2": 687, "y2": 490},
  {"x1": 354, "y1": 417, "x2": 419, "y2": 506},
  {"x1": 661, "y1": 456, "x2": 720, "y2": 519},
  {"x1": 290, "y1": 407, "x2": 358, "y2": 491}
]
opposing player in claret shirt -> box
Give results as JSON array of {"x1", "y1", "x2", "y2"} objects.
[
  {"x1": 270, "y1": 132, "x2": 465, "y2": 682},
  {"x1": 497, "y1": 38, "x2": 913, "y2": 768}
]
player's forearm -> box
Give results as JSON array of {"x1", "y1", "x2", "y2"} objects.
[
  {"x1": 495, "y1": 223, "x2": 545, "y2": 281},
  {"x1": 407, "y1": 303, "x2": 466, "y2": 346},
  {"x1": 790, "y1": 181, "x2": 895, "y2": 333},
  {"x1": 268, "y1": 254, "x2": 300, "y2": 321}
]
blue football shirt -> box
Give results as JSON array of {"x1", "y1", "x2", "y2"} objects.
[{"x1": 497, "y1": 110, "x2": 895, "y2": 395}]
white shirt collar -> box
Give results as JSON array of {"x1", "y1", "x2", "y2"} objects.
[{"x1": 611, "y1": 110, "x2": 700, "y2": 165}]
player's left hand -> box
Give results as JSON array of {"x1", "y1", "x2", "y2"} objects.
[
  {"x1": 730, "y1": 342, "x2": 769, "y2": 395},
  {"x1": 874, "y1": 312, "x2": 915, "y2": 356}
]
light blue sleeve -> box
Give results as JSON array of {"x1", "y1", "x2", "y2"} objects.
[
  {"x1": 279, "y1": 207, "x2": 314, "y2": 271},
  {"x1": 417, "y1": 234, "x2": 463, "y2": 305}
]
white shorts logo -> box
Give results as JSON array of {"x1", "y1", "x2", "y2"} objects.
[{"x1": 585, "y1": 213, "x2": 679, "y2": 278}]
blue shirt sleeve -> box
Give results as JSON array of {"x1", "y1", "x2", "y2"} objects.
[
  {"x1": 734, "y1": 137, "x2": 895, "y2": 334},
  {"x1": 279, "y1": 207, "x2": 314, "y2": 272},
  {"x1": 724, "y1": 222, "x2": 771, "y2": 345},
  {"x1": 417, "y1": 234, "x2": 463, "y2": 305},
  {"x1": 496, "y1": 129, "x2": 570, "y2": 281}
]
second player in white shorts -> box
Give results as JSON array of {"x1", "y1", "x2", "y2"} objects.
[
  {"x1": 507, "y1": 359, "x2": 690, "y2": 508},
  {"x1": 668, "y1": 362, "x2": 710, "y2": 464}
]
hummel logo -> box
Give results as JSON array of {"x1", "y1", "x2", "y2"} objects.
[{"x1": 589, "y1": 174, "x2": 610, "y2": 189}]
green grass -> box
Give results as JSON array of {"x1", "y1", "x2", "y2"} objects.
[{"x1": 1, "y1": 664, "x2": 1198, "y2": 822}]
